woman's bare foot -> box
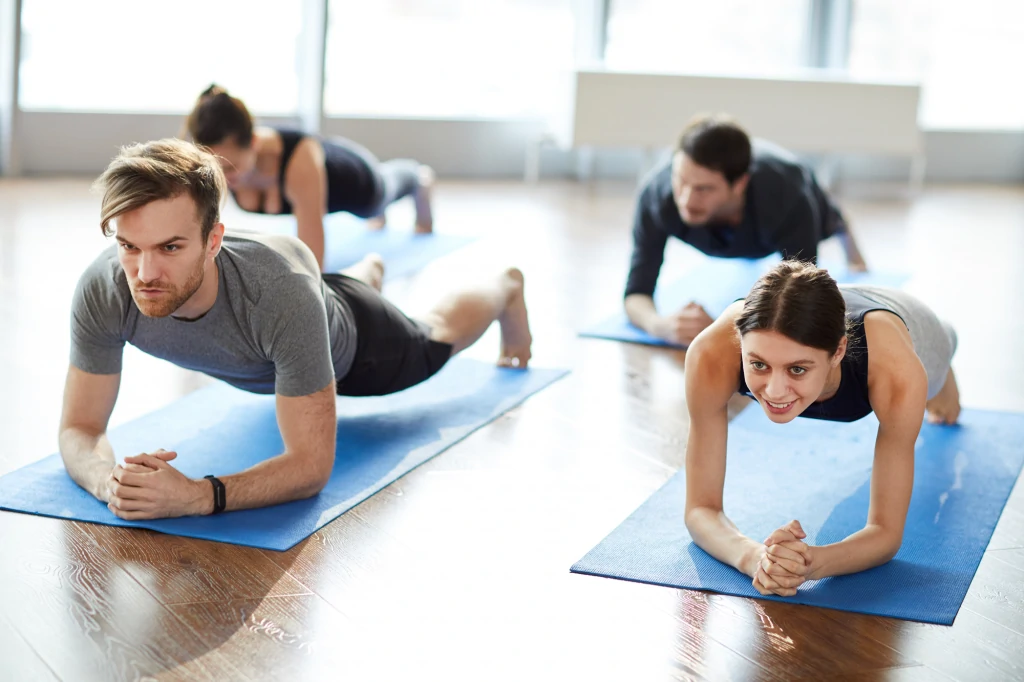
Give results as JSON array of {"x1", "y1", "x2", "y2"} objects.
[
  {"x1": 497, "y1": 268, "x2": 532, "y2": 369},
  {"x1": 340, "y1": 253, "x2": 385, "y2": 292},
  {"x1": 846, "y1": 257, "x2": 868, "y2": 273},
  {"x1": 366, "y1": 215, "x2": 386, "y2": 231},
  {"x1": 414, "y1": 165, "x2": 434, "y2": 234},
  {"x1": 926, "y1": 367, "x2": 961, "y2": 425}
]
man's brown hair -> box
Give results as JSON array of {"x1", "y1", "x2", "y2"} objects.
[
  {"x1": 678, "y1": 113, "x2": 752, "y2": 184},
  {"x1": 94, "y1": 138, "x2": 226, "y2": 242}
]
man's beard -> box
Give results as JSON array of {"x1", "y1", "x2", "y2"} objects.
[{"x1": 130, "y1": 254, "x2": 206, "y2": 318}]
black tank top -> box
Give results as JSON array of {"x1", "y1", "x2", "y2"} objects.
[
  {"x1": 737, "y1": 288, "x2": 906, "y2": 422},
  {"x1": 230, "y1": 128, "x2": 381, "y2": 216}
]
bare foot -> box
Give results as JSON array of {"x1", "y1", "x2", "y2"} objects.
[
  {"x1": 847, "y1": 258, "x2": 868, "y2": 273},
  {"x1": 926, "y1": 367, "x2": 961, "y2": 425},
  {"x1": 497, "y1": 268, "x2": 532, "y2": 369},
  {"x1": 414, "y1": 165, "x2": 434, "y2": 234},
  {"x1": 366, "y1": 215, "x2": 386, "y2": 231},
  {"x1": 340, "y1": 253, "x2": 385, "y2": 292}
]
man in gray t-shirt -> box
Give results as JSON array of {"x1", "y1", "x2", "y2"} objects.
[
  {"x1": 73, "y1": 230, "x2": 358, "y2": 398},
  {"x1": 61, "y1": 139, "x2": 533, "y2": 521}
]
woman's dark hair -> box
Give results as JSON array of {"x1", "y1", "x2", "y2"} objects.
[
  {"x1": 185, "y1": 84, "x2": 254, "y2": 148},
  {"x1": 735, "y1": 260, "x2": 850, "y2": 355},
  {"x1": 677, "y1": 113, "x2": 752, "y2": 185}
]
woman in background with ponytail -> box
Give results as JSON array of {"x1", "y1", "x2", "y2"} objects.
[{"x1": 186, "y1": 85, "x2": 434, "y2": 270}]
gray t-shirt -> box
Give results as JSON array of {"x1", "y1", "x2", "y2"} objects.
[{"x1": 69, "y1": 231, "x2": 357, "y2": 397}]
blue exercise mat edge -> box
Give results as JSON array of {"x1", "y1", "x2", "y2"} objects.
[
  {"x1": 569, "y1": 405, "x2": 1024, "y2": 625},
  {"x1": 0, "y1": 359, "x2": 568, "y2": 551}
]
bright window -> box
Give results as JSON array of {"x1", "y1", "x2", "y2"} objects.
[
  {"x1": 604, "y1": 0, "x2": 811, "y2": 77},
  {"x1": 848, "y1": 0, "x2": 1024, "y2": 130},
  {"x1": 324, "y1": 0, "x2": 575, "y2": 119},
  {"x1": 19, "y1": 0, "x2": 301, "y2": 114}
]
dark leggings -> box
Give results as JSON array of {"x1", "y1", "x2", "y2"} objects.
[
  {"x1": 370, "y1": 159, "x2": 421, "y2": 216},
  {"x1": 322, "y1": 136, "x2": 422, "y2": 218}
]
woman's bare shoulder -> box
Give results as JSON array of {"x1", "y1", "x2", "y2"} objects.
[
  {"x1": 863, "y1": 311, "x2": 927, "y2": 415},
  {"x1": 686, "y1": 301, "x2": 743, "y2": 394}
]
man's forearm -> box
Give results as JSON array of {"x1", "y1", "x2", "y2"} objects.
[
  {"x1": 210, "y1": 451, "x2": 332, "y2": 513},
  {"x1": 808, "y1": 524, "x2": 900, "y2": 580},
  {"x1": 624, "y1": 293, "x2": 661, "y2": 334},
  {"x1": 58, "y1": 428, "x2": 116, "y2": 501},
  {"x1": 685, "y1": 507, "x2": 763, "y2": 577}
]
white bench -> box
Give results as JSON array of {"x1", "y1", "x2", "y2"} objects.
[{"x1": 529, "y1": 69, "x2": 925, "y2": 188}]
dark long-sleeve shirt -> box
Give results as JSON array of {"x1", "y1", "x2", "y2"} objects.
[{"x1": 624, "y1": 140, "x2": 845, "y2": 299}]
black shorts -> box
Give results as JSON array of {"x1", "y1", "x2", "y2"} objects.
[{"x1": 323, "y1": 274, "x2": 452, "y2": 397}]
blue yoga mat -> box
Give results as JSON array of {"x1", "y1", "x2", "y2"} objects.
[
  {"x1": 254, "y1": 214, "x2": 475, "y2": 278},
  {"x1": 580, "y1": 256, "x2": 909, "y2": 348},
  {"x1": 571, "y1": 406, "x2": 1024, "y2": 625},
  {"x1": 0, "y1": 358, "x2": 567, "y2": 551}
]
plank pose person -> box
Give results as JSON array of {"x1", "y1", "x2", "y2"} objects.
[
  {"x1": 187, "y1": 85, "x2": 435, "y2": 270},
  {"x1": 683, "y1": 261, "x2": 959, "y2": 595},
  {"x1": 60, "y1": 139, "x2": 532, "y2": 520},
  {"x1": 625, "y1": 114, "x2": 867, "y2": 346}
]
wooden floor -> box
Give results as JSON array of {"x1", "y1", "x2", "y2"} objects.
[{"x1": 1, "y1": 177, "x2": 1023, "y2": 681}]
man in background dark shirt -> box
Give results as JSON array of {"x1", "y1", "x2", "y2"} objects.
[{"x1": 624, "y1": 114, "x2": 867, "y2": 346}]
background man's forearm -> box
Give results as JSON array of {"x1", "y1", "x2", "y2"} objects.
[{"x1": 624, "y1": 293, "x2": 660, "y2": 333}]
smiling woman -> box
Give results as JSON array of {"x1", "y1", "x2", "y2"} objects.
[
  {"x1": 733, "y1": 262, "x2": 851, "y2": 422},
  {"x1": 681, "y1": 260, "x2": 960, "y2": 597}
]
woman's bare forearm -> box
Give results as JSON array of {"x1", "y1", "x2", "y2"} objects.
[
  {"x1": 685, "y1": 506, "x2": 763, "y2": 577},
  {"x1": 808, "y1": 524, "x2": 900, "y2": 580}
]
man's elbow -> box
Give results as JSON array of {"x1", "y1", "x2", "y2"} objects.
[
  {"x1": 296, "y1": 456, "x2": 334, "y2": 498},
  {"x1": 302, "y1": 479, "x2": 329, "y2": 498},
  {"x1": 56, "y1": 424, "x2": 94, "y2": 465},
  {"x1": 623, "y1": 292, "x2": 653, "y2": 320},
  {"x1": 624, "y1": 291, "x2": 650, "y2": 305},
  {"x1": 293, "y1": 476, "x2": 329, "y2": 501},
  {"x1": 58, "y1": 419, "x2": 100, "y2": 441}
]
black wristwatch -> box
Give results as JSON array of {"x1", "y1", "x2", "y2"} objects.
[{"x1": 204, "y1": 475, "x2": 226, "y2": 514}]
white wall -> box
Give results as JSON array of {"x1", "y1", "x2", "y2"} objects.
[
  {"x1": 14, "y1": 110, "x2": 1024, "y2": 185},
  {"x1": 321, "y1": 117, "x2": 555, "y2": 178},
  {"x1": 18, "y1": 112, "x2": 301, "y2": 174},
  {"x1": 856, "y1": 131, "x2": 1024, "y2": 183}
]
